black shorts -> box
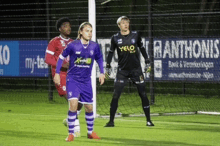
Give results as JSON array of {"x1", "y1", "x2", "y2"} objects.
[{"x1": 115, "y1": 68, "x2": 145, "y2": 85}]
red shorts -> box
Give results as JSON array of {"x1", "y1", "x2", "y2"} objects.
[{"x1": 52, "y1": 68, "x2": 67, "y2": 97}]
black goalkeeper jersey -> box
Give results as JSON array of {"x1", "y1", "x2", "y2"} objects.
[{"x1": 107, "y1": 31, "x2": 149, "y2": 71}]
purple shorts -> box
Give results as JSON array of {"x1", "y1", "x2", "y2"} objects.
[{"x1": 66, "y1": 77, "x2": 93, "y2": 104}]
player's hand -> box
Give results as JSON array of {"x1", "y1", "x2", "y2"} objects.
[
  {"x1": 99, "y1": 73, "x2": 105, "y2": 85},
  {"x1": 62, "y1": 62, "x2": 69, "y2": 69},
  {"x1": 105, "y1": 64, "x2": 111, "y2": 80},
  {"x1": 53, "y1": 73, "x2": 60, "y2": 86}
]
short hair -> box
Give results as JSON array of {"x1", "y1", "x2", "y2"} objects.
[
  {"x1": 55, "y1": 17, "x2": 71, "y2": 31},
  {"x1": 116, "y1": 16, "x2": 130, "y2": 25},
  {"x1": 77, "y1": 22, "x2": 92, "y2": 39}
]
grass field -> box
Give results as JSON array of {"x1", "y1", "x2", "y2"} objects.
[
  {"x1": 0, "y1": 91, "x2": 220, "y2": 146},
  {"x1": 97, "y1": 93, "x2": 220, "y2": 115}
]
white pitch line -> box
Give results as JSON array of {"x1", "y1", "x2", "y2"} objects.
[
  {"x1": 2, "y1": 112, "x2": 220, "y2": 127},
  {"x1": 0, "y1": 112, "x2": 65, "y2": 118},
  {"x1": 115, "y1": 118, "x2": 220, "y2": 127}
]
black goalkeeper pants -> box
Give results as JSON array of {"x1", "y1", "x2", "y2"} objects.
[{"x1": 109, "y1": 68, "x2": 151, "y2": 122}]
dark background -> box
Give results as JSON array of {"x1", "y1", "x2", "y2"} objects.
[{"x1": 0, "y1": 0, "x2": 219, "y2": 40}]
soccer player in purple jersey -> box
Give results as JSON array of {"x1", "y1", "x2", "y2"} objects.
[{"x1": 54, "y1": 22, "x2": 105, "y2": 142}]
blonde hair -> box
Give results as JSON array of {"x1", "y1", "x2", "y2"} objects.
[
  {"x1": 117, "y1": 16, "x2": 130, "y2": 25},
  {"x1": 77, "y1": 22, "x2": 92, "y2": 40}
]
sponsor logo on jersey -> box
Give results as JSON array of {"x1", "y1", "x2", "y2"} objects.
[
  {"x1": 119, "y1": 45, "x2": 136, "y2": 53},
  {"x1": 131, "y1": 39, "x2": 135, "y2": 44},
  {"x1": 90, "y1": 50, "x2": 94, "y2": 55},
  {"x1": 60, "y1": 40, "x2": 66, "y2": 47},
  {"x1": 118, "y1": 39, "x2": 122, "y2": 44},
  {"x1": 76, "y1": 51, "x2": 81, "y2": 54},
  {"x1": 74, "y1": 57, "x2": 92, "y2": 65}
]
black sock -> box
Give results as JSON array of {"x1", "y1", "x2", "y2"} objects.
[
  {"x1": 143, "y1": 105, "x2": 151, "y2": 121},
  {"x1": 136, "y1": 83, "x2": 151, "y2": 122},
  {"x1": 109, "y1": 98, "x2": 118, "y2": 122}
]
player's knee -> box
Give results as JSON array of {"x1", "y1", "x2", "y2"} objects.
[
  {"x1": 113, "y1": 93, "x2": 120, "y2": 99},
  {"x1": 113, "y1": 88, "x2": 123, "y2": 99},
  {"x1": 139, "y1": 91, "x2": 146, "y2": 99},
  {"x1": 69, "y1": 99, "x2": 78, "y2": 111},
  {"x1": 69, "y1": 106, "x2": 77, "y2": 112},
  {"x1": 84, "y1": 104, "x2": 93, "y2": 113},
  {"x1": 141, "y1": 96, "x2": 150, "y2": 106}
]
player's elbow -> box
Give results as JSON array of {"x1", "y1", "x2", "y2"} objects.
[
  {"x1": 44, "y1": 56, "x2": 50, "y2": 65},
  {"x1": 45, "y1": 55, "x2": 53, "y2": 66}
]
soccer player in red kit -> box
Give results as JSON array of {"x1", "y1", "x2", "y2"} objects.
[
  {"x1": 45, "y1": 17, "x2": 72, "y2": 97},
  {"x1": 45, "y1": 17, "x2": 81, "y2": 137}
]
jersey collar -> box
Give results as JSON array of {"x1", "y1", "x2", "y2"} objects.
[
  {"x1": 119, "y1": 31, "x2": 130, "y2": 38},
  {"x1": 80, "y1": 40, "x2": 90, "y2": 49},
  {"x1": 59, "y1": 35, "x2": 70, "y2": 41}
]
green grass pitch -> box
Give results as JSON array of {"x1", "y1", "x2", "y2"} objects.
[{"x1": 0, "y1": 91, "x2": 220, "y2": 146}]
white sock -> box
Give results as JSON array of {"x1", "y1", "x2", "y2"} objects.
[
  {"x1": 87, "y1": 131, "x2": 92, "y2": 135},
  {"x1": 77, "y1": 110, "x2": 81, "y2": 115},
  {"x1": 74, "y1": 119, "x2": 80, "y2": 132}
]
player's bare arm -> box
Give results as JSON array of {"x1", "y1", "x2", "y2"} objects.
[
  {"x1": 99, "y1": 73, "x2": 105, "y2": 85},
  {"x1": 53, "y1": 73, "x2": 60, "y2": 86}
]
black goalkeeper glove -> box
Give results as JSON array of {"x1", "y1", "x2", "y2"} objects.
[
  {"x1": 145, "y1": 59, "x2": 150, "y2": 64},
  {"x1": 105, "y1": 64, "x2": 111, "y2": 80}
]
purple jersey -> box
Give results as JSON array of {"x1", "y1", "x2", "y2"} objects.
[{"x1": 56, "y1": 40, "x2": 104, "y2": 82}]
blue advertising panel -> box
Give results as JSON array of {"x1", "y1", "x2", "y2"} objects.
[
  {"x1": 19, "y1": 41, "x2": 48, "y2": 77},
  {"x1": 0, "y1": 41, "x2": 19, "y2": 76},
  {"x1": 145, "y1": 38, "x2": 220, "y2": 81}
]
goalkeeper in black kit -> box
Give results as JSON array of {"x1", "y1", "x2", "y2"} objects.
[{"x1": 105, "y1": 16, "x2": 154, "y2": 127}]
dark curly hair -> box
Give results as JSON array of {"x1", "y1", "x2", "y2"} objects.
[{"x1": 55, "y1": 17, "x2": 71, "y2": 31}]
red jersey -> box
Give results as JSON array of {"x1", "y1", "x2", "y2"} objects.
[{"x1": 45, "y1": 35, "x2": 73, "y2": 70}]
